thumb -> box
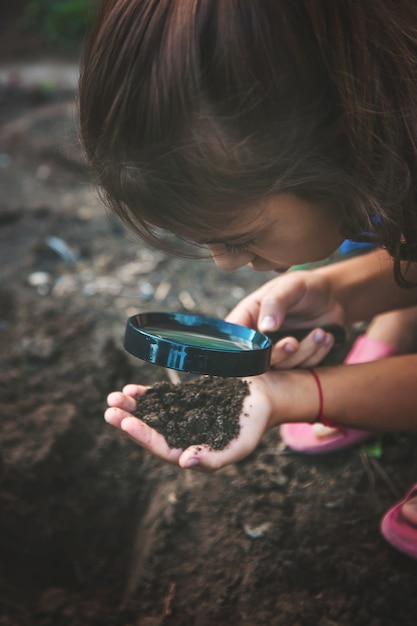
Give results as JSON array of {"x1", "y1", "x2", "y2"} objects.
[
  {"x1": 257, "y1": 273, "x2": 311, "y2": 332},
  {"x1": 179, "y1": 445, "x2": 225, "y2": 472},
  {"x1": 257, "y1": 296, "x2": 287, "y2": 332},
  {"x1": 179, "y1": 442, "x2": 251, "y2": 472}
]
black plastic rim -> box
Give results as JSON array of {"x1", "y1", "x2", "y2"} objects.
[{"x1": 124, "y1": 311, "x2": 272, "y2": 377}]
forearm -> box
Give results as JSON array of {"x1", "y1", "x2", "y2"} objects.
[
  {"x1": 316, "y1": 249, "x2": 417, "y2": 324},
  {"x1": 266, "y1": 355, "x2": 417, "y2": 432}
]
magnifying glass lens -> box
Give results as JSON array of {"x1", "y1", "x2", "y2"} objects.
[
  {"x1": 124, "y1": 312, "x2": 271, "y2": 377},
  {"x1": 142, "y1": 327, "x2": 256, "y2": 351}
]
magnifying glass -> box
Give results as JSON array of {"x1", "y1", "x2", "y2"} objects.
[{"x1": 124, "y1": 311, "x2": 347, "y2": 377}]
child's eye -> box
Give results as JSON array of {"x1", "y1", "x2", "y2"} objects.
[{"x1": 224, "y1": 239, "x2": 255, "y2": 253}]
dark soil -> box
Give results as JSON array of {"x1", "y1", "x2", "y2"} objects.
[
  {"x1": 136, "y1": 378, "x2": 248, "y2": 450},
  {"x1": 2, "y1": 13, "x2": 417, "y2": 626}
]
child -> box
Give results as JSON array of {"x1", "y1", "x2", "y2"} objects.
[{"x1": 79, "y1": 1, "x2": 417, "y2": 559}]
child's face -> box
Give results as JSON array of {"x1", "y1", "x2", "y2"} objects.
[{"x1": 204, "y1": 193, "x2": 344, "y2": 273}]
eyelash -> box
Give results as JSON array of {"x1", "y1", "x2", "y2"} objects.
[{"x1": 224, "y1": 239, "x2": 255, "y2": 253}]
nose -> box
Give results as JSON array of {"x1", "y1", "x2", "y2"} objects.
[
  {"x1": 207, "y1": 245, "x2": 253, "y2": 271},
  {"x1": 247, "y1": 257, "x2": 276, "y2": 272}
]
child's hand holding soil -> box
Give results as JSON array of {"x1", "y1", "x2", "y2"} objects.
[{"x1": 105, "y1": 375, "x2": 274, "y2": 471}]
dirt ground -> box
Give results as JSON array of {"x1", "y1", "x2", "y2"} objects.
[{"x1": 2, "y1": 21, "x2": 417, "y2": 626}]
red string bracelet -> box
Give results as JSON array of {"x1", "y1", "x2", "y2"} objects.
[{"x1": 308, "y1": 368, "x2": 347, "y2": 435}]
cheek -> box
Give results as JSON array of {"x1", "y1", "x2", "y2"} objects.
[
  {"x1": 255, "y1": 230, "x2": 342, "y2": 265},
  {"x1": 294, "y1": 230, "x2": 343, "y2": 262}
]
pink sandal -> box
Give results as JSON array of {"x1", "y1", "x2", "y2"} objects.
[
  {"x1": 279, "y1": 335, "x2": 400, "y2": 454},
  {"x1": 380, "y1": 484, "x2": 417, "y2": 560}
]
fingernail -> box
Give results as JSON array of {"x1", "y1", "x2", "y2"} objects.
[
  {"x1": 283, "y1": 342, "x2": 296, "y2": 353},
  {"x1": 324, "y1": 334, "x2": 333, "y2": 346},
  {"x1": 314, "y1": 329, "x2": 325, "y2": 343},
  {"x1": 260, "y1": 315, "x2": 276, "y2": 331},
  {"x1": 185, "y1": 458, "x2": 199, "y2": 468}
]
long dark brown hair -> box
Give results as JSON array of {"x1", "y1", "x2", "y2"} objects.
[{"x1": 79, "y1": 0, "x2": 417, "y2": 284}]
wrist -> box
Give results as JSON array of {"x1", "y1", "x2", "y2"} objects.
[
  {"x1": 308, "y1": 368, "x2": 346, "y2": 433},
  {"x1": 261, "y1": 369, "x2": 319, "y2": 428}
]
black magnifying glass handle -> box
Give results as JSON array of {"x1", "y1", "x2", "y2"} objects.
[{"x1": 266, "y1": 324, "x2": 347, "y2": 348}]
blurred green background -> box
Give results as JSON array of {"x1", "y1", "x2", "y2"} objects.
[
  {"x1": 23, "y1": 0, "x2": 99, "y2": 46},
  {"x1": 0, "y1": 0, "x2": 99, "y2": 54}
]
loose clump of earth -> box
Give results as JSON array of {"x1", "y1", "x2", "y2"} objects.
[{"x1": 135, "y1": 377, "x2": 249, "y2": 449}]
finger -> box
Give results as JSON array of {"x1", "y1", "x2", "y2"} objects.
[
  {"x1": 295, "y1": 341, "x2": 334, "y2": 368},
  {"x1": 270, "y1": 329, "x2": 334, "y2": 368},
  {"x1": 257, "y1": 278, "x2": 307, "y2": 332},
  {"x1": 107, "y1": 391, "x2": 137, "y2": 413},
  {"x1": 104, "y1": 405, "x2": 133, "y2": 428},
  {"x1": 268, "y1": 338, "x2": 300, "y2": 368},
  {"x1": 120, "y1": 417, "x2": 182, "y2": 464},
  {"x1": 122, "y1": 384, "x2": 149, "y2": 397},
  {"x1": 225, "y1": 296, "x2": 260, "y2": 328}
]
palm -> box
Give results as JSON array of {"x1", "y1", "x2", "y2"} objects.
[{"x1": 105, "y1": 376, "x2": 273, "y2": 472}]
